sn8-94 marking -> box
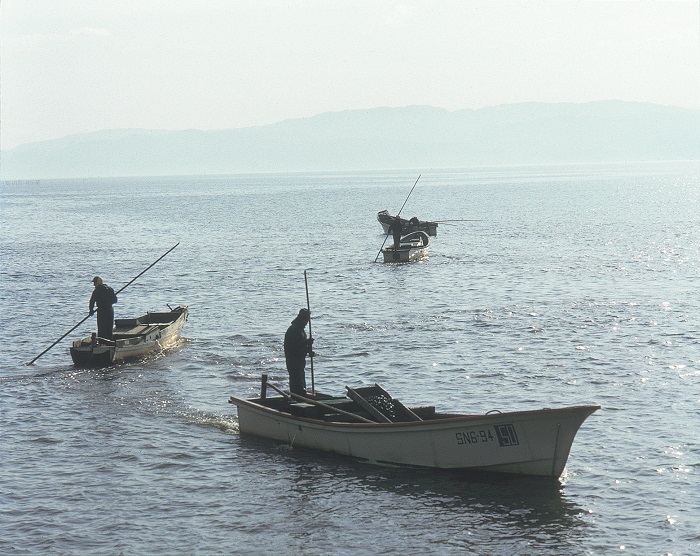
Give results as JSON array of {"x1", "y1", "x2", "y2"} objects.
[
  {"x1": 455, "y1": 424, "x2": 519, "y2": 448},
  {"x1": 456, "y1": 428, "x2": 494, "y2": 445}
]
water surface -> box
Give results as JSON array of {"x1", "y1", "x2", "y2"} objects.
[{"x1": 1, "y1": 162, "x2": 699, "y2": 554}]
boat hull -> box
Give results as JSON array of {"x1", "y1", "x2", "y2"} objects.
[
  {"x1": 70, "y1": 306, "x2": 188, "y2": 367},
  {"x1": 382, "y1": 230, "x2": 430, "y2": 262},
  {"x1": 231, "y1": 398, "x2": 598, "y2": 477},
  {"x1": 382, "y1": 245, "x2": 428, "y2": 262}
]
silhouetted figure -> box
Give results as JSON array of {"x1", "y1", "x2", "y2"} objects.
[
  {"x1": 89, "y1": 276, "x2": 117, "y2": 341},
  {"x1": 388, "y1": 217, "x2": 403, "y2": 260},
  {"x1": 284, "y1": 308, "x2": 313, "y2": 395}
]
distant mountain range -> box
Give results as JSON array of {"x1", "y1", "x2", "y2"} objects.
[{"x1": 2, "y1": 101, "x2": 698, "y2": 179}]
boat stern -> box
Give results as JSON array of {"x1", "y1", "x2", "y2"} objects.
[{"x1": 70, "y1": 339, "x2": 114, "y2": 367}]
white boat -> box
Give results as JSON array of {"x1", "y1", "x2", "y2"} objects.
[
  {"x1": 382, "y1": 230, "x2": 430, "y2": 262},
  {"x1": 229, "y1": 379, "x2": 599, "y2": 478},
  {"x1": 70, "y1": 306, "x2": 188, "y2": 367}
]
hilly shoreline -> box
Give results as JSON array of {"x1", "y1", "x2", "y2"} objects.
[{"x1": 2, "y1": 101, "x2": 698, "y2": 179}]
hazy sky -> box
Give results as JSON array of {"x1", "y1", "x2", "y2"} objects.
[{"x1": 1, "y1": 0, "x2": 699, "y2": 149}]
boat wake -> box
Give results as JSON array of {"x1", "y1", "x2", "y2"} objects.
[{"x1": 183, "y1": 409, "x2": 239, "y2": 434}]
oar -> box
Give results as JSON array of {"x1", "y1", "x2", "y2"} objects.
[
  {"x1": 373, "y1": 174, "x2": 421, "y2": 262},
  {"x1": 304, "y1": 269, "x2": 315, "y2": 395},
  {"x1": 25, "y1": 242, "x2": 180, "y2": 365},
  {"x1": 263, "y1": 380, "x2": 293, "y2": 400}
]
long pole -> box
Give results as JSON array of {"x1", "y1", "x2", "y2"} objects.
[
  {"x1": 373, "y1": 174, "x2": 421, "y2": 262},
  {"x1": 304, "y1": 270, "x2": 314, "y2": 395},
  {"x1": 25, "y1": 242, "x2": 180, "y2": 365},
  {"x1": 113, "y1": 242, "x2": 180, "y2": 295},
  {"x1": 395, "y1": 174, "x2": 421, "y2": 219}
]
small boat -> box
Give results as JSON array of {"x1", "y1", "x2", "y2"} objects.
[
  {"x1": 229, "y1": 378, "x2": 599, "y2": 478},
  {"x1": 70, "y1": 306, "x2": 188, "y2": 367},
  {"x1": 382, "y1": 230, "x2": 430, "y2": 262},
  {"x1": 377, "y1": 210, "x2": 438, "y2": 237}
]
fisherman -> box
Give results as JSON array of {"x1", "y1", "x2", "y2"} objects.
[
  {"x1": 389, "y1": 216, "x2": 403, "y2": 247},
  {"x1": 89, "y1": 276, "x2": 118, "y2": 341},
  {"x1": 388, "y1": 217, "x2": 403, "y2": 261},
  {"x1": 284, "y1": 308, "x2": 314, "y2": 396}
]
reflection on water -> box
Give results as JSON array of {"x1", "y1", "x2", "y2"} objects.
[{"x1": 237, "y1": 433, "x2": 589, "y2": 550}]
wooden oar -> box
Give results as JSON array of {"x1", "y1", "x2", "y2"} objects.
[
  {"x1": 373, "y1": 174, "x2": 421, "y2": 262},
  {"x1": 25, "y1": 242, "x2": 180, "y2": 365},
  {"x1": 264, "y1": 381, "x2": 375, "y2": 423},
  {"x1": 263, "y1": 380, "x2": 293, "y2": 400},
  {"x1": 304, "y1": 270, "x2": 315, "y2": 395}
]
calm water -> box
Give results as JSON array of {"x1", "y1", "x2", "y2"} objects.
[{"x1": 1, "y1": 163, "x2": 699, "y2": 555}]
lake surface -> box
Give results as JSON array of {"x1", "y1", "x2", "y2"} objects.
[{"x1": 1, "y1": 162, "x2": 699, "y2": 554}]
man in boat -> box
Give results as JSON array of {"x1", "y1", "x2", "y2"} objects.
[
  {"x1": 89, "y1": 276, "x2": 118, "y2": 342},
  {"x1": 388, "y1": 217, "x2": 403, "y2": 260},
  {"x1": 284, "y1": 308, "x2": 314, "y2": 396}
]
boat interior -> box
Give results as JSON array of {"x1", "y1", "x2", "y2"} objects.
[
  {"x1": 399, "y1": 231, "x2": 430, "y2": 247},
  {"x1": 385, "y1": 232, "x2": 430, "y2": 252},
  {"x1": 235, "y1": 379, "x2": 451, "y2": 423},
  {"x1": 112, "y1": 309, "x2": 185, "y2": 339}
]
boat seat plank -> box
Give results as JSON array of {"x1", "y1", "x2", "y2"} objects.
[
  {"x1": 289, "y1": 402, "x2": 322, "y2": 418},
  {"x1": 113, "y1": 325, "x2": 161, "y2": 339},
  {"x1": 314, "y1": 398, "x2": 357, "y2": 410},
  {"x1": 287, "y1": 394, "x2": 376, "y2": 423},
  {"x1": 114, "y1": 324, "x2": 151, "y2": 334},
  {"x1": 321, "y1": 411, "x2": 374, "y2": 423}
]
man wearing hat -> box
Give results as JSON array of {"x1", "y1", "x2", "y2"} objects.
[
  {"x1": 89, "y1": 276, "x2": 118, "y2": 341},
  {"x1": 284, "y1": 308, "x2": 314, "y2": 395}
]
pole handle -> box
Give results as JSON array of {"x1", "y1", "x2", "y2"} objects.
[{"x1": 304, "y1": 270, "x2": 315, "y2": 395}]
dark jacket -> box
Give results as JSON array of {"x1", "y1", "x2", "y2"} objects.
[
  {"x1": 90, "y1": 284, "x2": 118, "y2": 312},
  {"x1": 284, "y1": 318, "x2": 311, "y2": 361},
  {"x1": 389, "y1": 218, "x2": 402, "y2": 245}
]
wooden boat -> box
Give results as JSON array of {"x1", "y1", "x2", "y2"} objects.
[
  {"x1": 382, "y1": 230, "x2": 430, "y2": 262},
  {"x1": 229, "y1": 379, "x2": 600, "y2": 478},
  {"x1": 70, "y1": 306, "x2": 188, "y2": 367},
  {"x1": 377, "y1": 210, "x2": 438, "y2": 237}
]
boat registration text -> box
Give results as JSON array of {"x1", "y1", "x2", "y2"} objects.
[{"x1": 455, "y1": 424, "x2": 519, "y2": 447}]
